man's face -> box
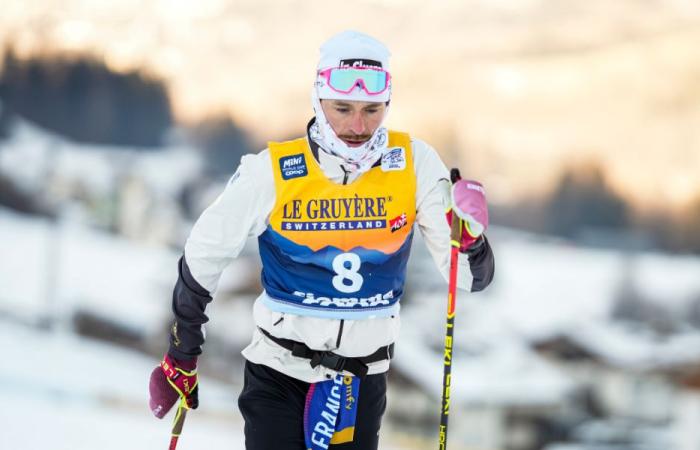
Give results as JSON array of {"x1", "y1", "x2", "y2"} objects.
[{"x1": 320, "y1": 100, "x2": 387, "y2": 147}]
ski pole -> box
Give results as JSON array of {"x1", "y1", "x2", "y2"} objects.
[
  {"x1": 438, "y1": 168, "x2": 463, "y2": 450},
  {"x1": 169, "y1": 398, "x2": 188, "y2": 450}
]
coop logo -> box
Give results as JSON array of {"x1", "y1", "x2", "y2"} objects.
[
  {"x1": 381, "y1": 147, "x2": 406, "y2": 172},
  {"x1": 389, "y1": 213, "x2": 407, "y2": 233},
  {"x1": 279, "y1": 154, "x2": 308, "y2": 180}
]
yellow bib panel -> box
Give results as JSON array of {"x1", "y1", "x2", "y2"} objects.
[{"x1": 258, "y1": 131, "x2": 416, "y2": 319}]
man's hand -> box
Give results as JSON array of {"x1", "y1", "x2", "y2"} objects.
[
  {"x1": 148, "y1": 354, "x2": 198, "y2": 419},
  {"x1": 447, "y1": 179, "x2": 489, "y2": 252}
]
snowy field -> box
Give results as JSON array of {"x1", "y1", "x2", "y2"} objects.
[
  {"x1": 0, "y1": 320, "x2": 416, "y2": 450},
  {"x1": 3, "y1": 199, "x2": 700, "y2": 449},
  {"x1": 399, "y1": 226, "x2": 700, "y2": 405},
  {"x1": 0, "y1": 320, "x2": 245, "y2": 450},
  {"x1": 0, "y1": 209, "x2": 418, "y2": 449}
]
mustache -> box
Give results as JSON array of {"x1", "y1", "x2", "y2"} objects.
[{"x1": 338, "y1": 134, "x2": 372, "y2": 142}]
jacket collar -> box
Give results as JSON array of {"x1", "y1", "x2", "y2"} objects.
[{"x1": 305, "y1": 117, "x2": 382, "y2": 182}]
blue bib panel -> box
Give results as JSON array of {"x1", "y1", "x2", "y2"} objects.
[{"x1": 259, "y1": 132, "x2": 416, "y2": 319}]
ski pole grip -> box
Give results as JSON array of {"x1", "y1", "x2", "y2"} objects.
[{"x1": 450, "y1": 168, "x2": 461, "y2": 184}]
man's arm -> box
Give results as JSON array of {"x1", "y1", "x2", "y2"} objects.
[
  {"x1": 168, "y1": 150, "x2": 275, "y2": 359},
  {"x1": 168, "y1": 255, "x2": 214, "y2": 359},
  {"x1": 413, "y1": 139, "x2": 495, "y2": 292}
]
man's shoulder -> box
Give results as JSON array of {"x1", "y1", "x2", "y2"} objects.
[
  {"x1": 221, "y1": 149, "x2": 273, "y2": 187},
  {"x1": 385, "y1": 130, "x2": 436, "y2": 156},
  {"x1": 242, "y1": 147, "x2": 271, "y2": 161},
  {"x1": 406, "y1": 136, "x2": 448, "y2": 180},
  {"x1": 238, "y1": 148, "x2": 272, "y2": 171},
  {"x1": 407, "y1": 136, "x2": 442, "y2": 168}
]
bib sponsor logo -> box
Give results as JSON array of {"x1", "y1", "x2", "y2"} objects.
[
  {"x1": 280, "y1": 154, "x2": 308, "y2": 180},
  {"x1": 381, "y1": 147, "x2": 406, "y2": 172},
  {"x1": 282, "y1": 220, "x2": 386, "y2": 231},
  {"x1": 281, "y1": 196, "x2": 390, "y2": 231},
  {"x1": 293, "y1": 289, "x2": 394, "y2": 308},
  {"x1": 389, "y1": 213, "x2": 407, "y2": 233}
]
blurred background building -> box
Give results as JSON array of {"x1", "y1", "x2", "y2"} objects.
[{"x1": 1, "y1": 1, "x2": 700, "y2": 449}]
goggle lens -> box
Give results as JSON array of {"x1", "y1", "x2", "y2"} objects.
[{"x1": 325, "y1": 68, "x2": 389, "y2": 94}]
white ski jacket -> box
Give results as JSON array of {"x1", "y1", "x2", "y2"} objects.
[{"x1": 170, "y1": 126, "x2": 494, "y2": 383}]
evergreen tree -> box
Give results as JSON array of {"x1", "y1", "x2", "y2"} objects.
[
  {"x1": 546, "y1": 162, "x2": 629, "y2": 238},
  {"x1": 0, "y1": 48, "x2": 172, "y2": 147}
]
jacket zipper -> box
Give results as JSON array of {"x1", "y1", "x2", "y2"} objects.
[
  {"x1": 336, "y1": 165, "x2": 350, "y2": 349},
  {"x1": 340, "y1": 165, "x2": 350, "y2": 185},
  {"x1": 335, "y1": 319, "x2": 345, "y2": 349}
]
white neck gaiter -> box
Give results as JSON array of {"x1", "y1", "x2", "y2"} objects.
[{"x1": 309, "y1": 88, "x2": 389, "y2": 175}]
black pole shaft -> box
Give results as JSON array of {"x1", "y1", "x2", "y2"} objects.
[{"x1": 438, "y1": 298, "x2": 457, "y2": 450}]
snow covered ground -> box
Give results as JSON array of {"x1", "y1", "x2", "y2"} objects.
[
  {"x1": 0, "y1": 118, "x2": 201, "y2": 200},
  {"x1": 0, "y1": 209, "x2": 425, "y2": 449},
  {"x1": 0, "y1": 319, "x2": 418, "y2": 450},
  {"x1": 3, "y1": 181, "x2": 700, "y2": 448},
  {"x1": 397, "y1": 227, "x2": 700, "y2": 408},
  {"x1": 0, "y1": 320, "x2": 245, "y2": 450},
  {"x1": 0, "y1": 207, "x2": 254, "y2": 336}
]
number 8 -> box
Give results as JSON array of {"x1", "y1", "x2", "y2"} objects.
[{"x1": 332, "y1": 253, "x2": 363, "y2": 293}]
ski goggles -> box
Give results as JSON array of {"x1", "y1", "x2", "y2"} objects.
[{"x1": 317, "y1": 66, "x2": 391, "y2": 96}]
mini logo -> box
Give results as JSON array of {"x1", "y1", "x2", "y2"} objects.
[
  {"x1": 279, "y1": 153, "x2": 308, "y2": 180},
  {"x1": 381, "y1": 147, "x2": 406, "y2": 172},
  {"x1": 389, "y1": 213, "x2": 407, "y2": 232}
]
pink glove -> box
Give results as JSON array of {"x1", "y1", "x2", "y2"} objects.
[
  {"x1": 148, "y1": 354, "x2": 198, "y2": 418},
  {"x1": 447, "y1": 179, "x2": 489, "y2": 252}
]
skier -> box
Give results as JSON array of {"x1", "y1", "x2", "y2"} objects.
[{"x1": 149, "y1": 30, "x2": 495, "y2": 450}]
